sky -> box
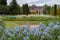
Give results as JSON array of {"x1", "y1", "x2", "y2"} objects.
[{"x1": 7, "y1": 0, "x2": 60, "y2": 6}]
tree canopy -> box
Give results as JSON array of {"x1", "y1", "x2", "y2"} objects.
[
  {"x1": 0, "y1": 0, "x2": 7, "y2": 5},
  {"x1": 22, "y1": 4, "x2": 30, "y2": 15}
]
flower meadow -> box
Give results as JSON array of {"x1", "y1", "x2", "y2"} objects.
[{"x1": 0, "y1": 21, "x2": 60, "y2": 40}]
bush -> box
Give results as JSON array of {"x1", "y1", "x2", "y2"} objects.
[
  {"x1": 2, "y1": 16, "x2": 59, "y2": 21},
  {"x1": 31, "y1": 11, "x2": 36, "y2": 14}
]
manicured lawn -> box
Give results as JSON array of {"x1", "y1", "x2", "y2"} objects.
[
  {"x1": 4, "y1": 20, "x2": 58, "y2": 29},
  {"x1": 2, "y1": 15, "x2": 59, "y2": 21},
  {"x1": 4, "y1": 21, "x2": 43, "y2": 29},
  {"x1": 0, "y1": 15, "x2": 59, "y2": 29}
]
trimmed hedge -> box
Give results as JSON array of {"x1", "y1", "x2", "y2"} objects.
[{"x1": 2, "y1": 16, "x2": 59, "y2": 21}]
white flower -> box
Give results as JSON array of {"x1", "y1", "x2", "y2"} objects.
[
  {"x1": 39, "y1": 23, "x2": 46, "y2": 31},
  {"x1": 48, "y1": 22, "x2": 54, "y2": 28},
  {"x1": 24, "y1": 36, "x2": 30, "y2": 40},
  {"x1": 41, "y1": 35, "x2": 45, "y2": 40},
  {"x1": 57, "y1": 35, "x2": 60, "y2": 40},
  {"x1": 0, "y1": 35, "x2": 5, "y2": 40},
  {"x1": 23, "y1": 25, "x2": 30, "y2": 30},
  {"x1": 53, "y1": 24, "x2": 59, "y2": 29},
  {"x1": 44, "y1": 27, "x2": 51, "y2": 32},
  {"x1": 39, "y1": 23, "x2": 46, "y2": 28},
  {"x1": 35, "y1": 27, "x2": 40, "y2": 31},
  {"x1": 31, "y1": 28, "x2": 36, "y2": 33},
  {"x1": 29, "y1": 30, "x2": 34, "y2": 35},
  {"x1": 26, "y1": 32, "x2": 30, "y2": 37},
  {"x1": 0, "y1": 26, "x2": 3, "y2": 31},
  {"x1": 43, "y1": 31, "x2": 48, "y2": 35},
  {"x1": 8, "y1": 37, "x2": 12, "y2": 40},
  {"x1": 18, "y1": 33, "x2": 22, "y2": 37},
  {"x1": 14, "y1": 26, "x2": 20, "y2": 32},
  {"x1": 34, "y1": 31, "x2": 39, "y2": 36},
  {"x1": 56, "y1": 21, "x2": 60, "y2": 25},
  {"x1": 5, "y1": 29, "x2": 14, "y2": 37},
  {"x1": 23, "y1": 29, "x2": 28, "y2": 34}
]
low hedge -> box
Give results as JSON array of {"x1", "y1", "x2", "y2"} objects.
[{"x1": 2, "y1": 16, "x2": 59, "y2": 21}]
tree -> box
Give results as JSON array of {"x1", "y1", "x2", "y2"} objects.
[
  {"x1": 0, "y1": 0, "x2": 10, "y2": 15},
  {"x1": 57, "y1": 7, "x2": 60, "y2": 16},
  {"x1": 43, "y1": 4, "x2": 51, "y2": 15},
  {"x1": 50, "y1": 7, "x2": 54, "y2": 15},
  {"x1": 0, "y1": 5, "x2": 10, "y2": 15},
  {"x1": 32, "y1": 4, "x2": 36, "y2": 6},
  {"x1": 10, "y1": 0, "x2": 21, "y2": 15},
  {"x1": 22, "y1": 4, "x2": 25, "y2": 15},
  {"x1": 22, "y1": 4, "x2": 30, "y2": 15},
  {"x1": 0, "y1": 0, "x2": 7, "y2": 5},
  {"x1": 54, "y1": 4, "x2": 57, "y2": 16},
  {"x1": 25, "y1": 4, "x2": 30, "y2": 15}
]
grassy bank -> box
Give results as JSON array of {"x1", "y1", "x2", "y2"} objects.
[
  {"x1": 2, "y1": 15, "x2": 59, "y2": 21},
  {"x1": 0, "y1": 15, "x2": 60, "y2": 29}
]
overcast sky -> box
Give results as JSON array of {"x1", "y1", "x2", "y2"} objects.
[{"x1": 7, "y1": 0, "x2": 60, "y2": 6}]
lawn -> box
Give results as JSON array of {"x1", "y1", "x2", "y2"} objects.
[
  {"x1": 4, "y1": 20, "x2": 59, "y2": 29},
  {"x1": 4, "y1": 21, "x2": 42, "y2": 29},
  {"x1": 1, "y1": 15, "x2": 60, "y2": 40},
  {"x1": 0, "y1": 15, "x2": 60, "y2": 29}
]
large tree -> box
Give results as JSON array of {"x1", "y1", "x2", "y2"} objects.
[
  {"x1": 43, "y1": 4, "x2": 51, "y2": 15},
  {"x1": 0, "y1": 0, "x2": 7, "y2": 5},
  {"x1": 22, "y1": 4, "x2": 25, "y2": 14},
  {"x1": 0, "y1": 0, "x2": 10, "y2": 15},
  {"x1": 22, "y1": 4, "x2": 30, "y2": 15},
  {"x1": 0, "y1": 5, "x2": 10, "y2": 15},
  {"x1": 54, "y1": 4, "x2": 57, "y2": 16},
  {"x1": 10, "y1": 0, "x2": 21, "y2": 15}
]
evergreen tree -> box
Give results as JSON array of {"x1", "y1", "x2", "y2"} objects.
[
  {"x1": 43, "y1": 4, "x2": 51, "y2": 15},
  {"x1": 10, "y1": 0, "x2": 21, "y2": 15},
  {"x1": 22, "y1": 4, "x2": 25, "y2": 15},
  {"x1": 0, "y1": 0, "x2": 7, "y2": 5},
  {"x1": 22, "y1": 4, "x2": 30, "y2": 15},
  {"x1": 54, "y1": 4, "x2": 57, "y2": 16},
  {"x1": 25, "y1": 4, "x2": 30, "y2": 15},
  {"x1": 0, "y1": 0, "x2": 10, "y2": 15},
  {"x1": 0, "y1": 5, "x2": 10, "y2": 15}
]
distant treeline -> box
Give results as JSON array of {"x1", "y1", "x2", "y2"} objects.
[
  {"x1": 0, "y1": 0, "x2": 60, "y2": 16},
  {"x1": 0, "y1": 0, "x2": 30, "y2": 15},
  {"x1": 43, "y1": 4, "x2": 60, "y2": 16}
]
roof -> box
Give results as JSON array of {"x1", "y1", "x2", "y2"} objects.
[{"x1": 29, "y1": 6, "x2": 44, "y2": 10}]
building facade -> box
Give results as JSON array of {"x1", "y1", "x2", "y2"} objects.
[{"x1": 29, "y1": 6, "x2": 44, "y2": 15}]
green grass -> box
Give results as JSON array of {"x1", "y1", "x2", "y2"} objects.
[
  {"x1": 4, "y1": 21, "x2": 43, "y2": 29},
  {"x1": 4, "y1": 20, "x2": 59, "y2": 29},
  {"x1": 0, "y1": 15, "x2": 60, "y2": 29},
  {"x1": 2, "y1": 15, "x2": 59, "y2": 21}
]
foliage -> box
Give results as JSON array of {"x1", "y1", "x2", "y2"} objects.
[
  {"x1": 0, "y1": 20, "x2": 5, "y2": 37},
  {"x1": 54, "y1": 4, "x2": 57, "y2": 16},
  {"x1": 31, "y1": 11, "x2": 36, "y2": 14},
  {"x1": 43, "y1": 4, "x2": 51, "y2": 14},
  {"x1": 10, "y1": 0, "x2": 21, "y2": 15},
  {"x1": 0, "y1": 5, "x2": 10, "y2": 15},
  {"x1": 2, "y1": 15, "x2": 59, "y2": 21},
  {"x1": 50, "y1": 5, "x2": 60, "y2": 16},
  {"x1": 0, "y1": 20, "x2": 5, "y2": 28},
  {"x1": 22, "y1": 4, "x2": 30, "y2": 15},
  {"x1": 57, "y1": 8, "x2": 60, "y2": 16},
  {"x1": 0, "y1": 0, "x2": 7, "y2": 5}
]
